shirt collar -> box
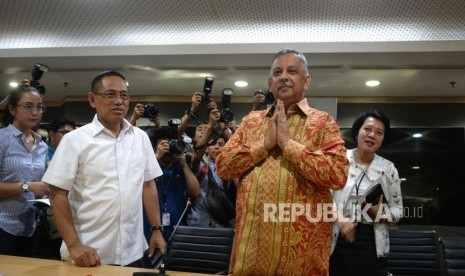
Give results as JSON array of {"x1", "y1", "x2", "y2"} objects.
[
  {"x1": 265, "y1": 98, "x2": 310, "y2": 118},
  {"x1": 7, "y1": 124, "x2": 43, "y2": 144},
  {"x1": 91, "y1": 114, "x2": 133, "y2": 137}
]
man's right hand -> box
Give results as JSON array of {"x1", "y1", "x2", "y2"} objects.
[
  {"x1": 253, "y1": 92, "x2": 266, "y2": 110},
  {"x1": 131, "y1": 104, "x2": 145, "y2": 120},
  {"x1": 208, "y1": 108, "x2": 220, "y2": 125},
  {"x1": 191, "y1": 92, "x2": 202, "y2": 113},
  {"x1": 68, "y1": 242, "x2": 101, "y2": 267},
  {"x1": 156, "y1": 139, "x2": 170, "y2": 159}
]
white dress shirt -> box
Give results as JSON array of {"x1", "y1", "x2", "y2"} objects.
[{"x1": 43, "y1": 115, "x2": 162, "y2": 266}]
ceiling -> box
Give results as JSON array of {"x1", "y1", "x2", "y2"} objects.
[{"x1": 1, "y1": 0, "x2": 465, "y2": 104}]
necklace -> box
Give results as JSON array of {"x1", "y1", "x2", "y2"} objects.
[
  {"x1": 22, "y1": 135, "x2": 35, "y2": 151},
  {"x1": 23, "y1": 135, "x2": 34, "y2": 144}
]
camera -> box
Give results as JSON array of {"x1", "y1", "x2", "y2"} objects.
[
  {"x1": 160, "y1": 121, "x2": 188, "y2": 155},
  {"x1": 142, "y1": 103, "x2": 159, "y2": 119},
  {"x1": 202, "y1": 76, "x2": 214, "y2": 104},
  {"x1": 168, "y1": 118, "x2": 182, "y2": 127},
  {"x1": 261, "y1": 88, "x2": 275, "y2": 109},
  {"x1": 169, "y1": 138, "x2": 188, "y2": 155},
  {"x1": 219, "y1": 88, "x2": 234, "y2": 123},
  {"x1": 30, "y1": 63, "x2": 49, "y2": 96}
]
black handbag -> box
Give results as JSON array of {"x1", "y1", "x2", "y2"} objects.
[{"x1": 206, "y1": 168, "x2": 235, "y2": 226}]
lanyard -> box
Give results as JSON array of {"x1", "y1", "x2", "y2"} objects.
[
  {"x1": 355, "y1": 171, "x2": 366, "y2": 196},
  {"x1": 158, "y1": 166, "x2": 180, "y2": 212}
]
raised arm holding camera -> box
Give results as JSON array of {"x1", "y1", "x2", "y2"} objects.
[
  {"x1": 176, "y1": 91, "x2": 202, "y2": 137},
  {"x1": 129, "y1": 103, "x2": 161, "y2": 128}
]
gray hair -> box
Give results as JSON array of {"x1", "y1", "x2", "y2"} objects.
[{"x1": 270, "y1": 48, "x2": 309, "y2": 76}]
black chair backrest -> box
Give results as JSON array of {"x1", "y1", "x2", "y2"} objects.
[
  {"x1": 165, "y1": 226, "x2": 234, "y2": 275},
  {"x1": 386, "y1": 229, "x2": 440, "y2": 276},
  {"x1": 440, "y1": 236, "x2": 465, "y2": 276}
]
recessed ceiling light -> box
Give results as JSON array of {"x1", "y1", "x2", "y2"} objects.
[
  {"x1": 365, "y1": 80, "x2": 380, "y2": 87},
  {"x1": 9, "y1": 82, "x2": 18, "y2": 88},
  {"x1": 412, "y1": 133, "x2": 423, "y2": 138},
  {"x1": 412, "y1": 166, "x2": 420, "y2": 170},
  {"x1": 234, "y1": 80, "x2": 248, "y2": 87},
  {"x1": 400, "y1": 178, "x2": 407, "y2": 181}
]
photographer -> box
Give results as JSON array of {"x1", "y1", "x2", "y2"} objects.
[
  {"x1": 191, "y1": 105, "x2": 224, "y2": 172},
  {"x1": 186, "y1": 136, "x2": 236, "y2": 228},
  {"x1": 144, "y1": 127, "x2": 200, "y2": 243},
  {"x1": 252, "y1": 89, "x2": 266, "y2": 111},
  {"x1": 129, "y1": 103, "x2": 161, "y2": 128},
  {"x1": 129, "y1": 91, "x2": 202, "y2": 138}
]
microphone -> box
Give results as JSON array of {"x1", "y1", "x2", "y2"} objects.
[{"x1": 157, "y1": 198, "x2": 192, "y2": 275}]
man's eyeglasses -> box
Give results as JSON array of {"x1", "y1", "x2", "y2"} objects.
[
  {"x1": 92, "y1": 92, "x2": 130, "y2": 101},
  {"x1": 16, "y1": 104, "x2": 46, "y2": 113}
]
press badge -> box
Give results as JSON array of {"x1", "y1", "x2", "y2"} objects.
[
  {"x1": 350, "y1": 201, "x2": 362, "y2": 222},
  {"x1": 162, "y1": 212, "x2": 170, "y2": 226}
]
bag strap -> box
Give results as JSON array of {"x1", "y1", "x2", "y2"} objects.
[
  {"x1": 206, "y1": 164, "x2": 217, "y2": 189},
  {"x1": 197, "y1": 161, "x2": 208, "y2": 183}
]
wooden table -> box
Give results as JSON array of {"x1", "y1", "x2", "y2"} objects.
[{"x1": 0, "y1": 255, "x2": 209, "y2": 276}]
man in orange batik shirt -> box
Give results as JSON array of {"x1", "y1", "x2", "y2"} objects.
[{"x1": 216, "y1": 49, "x2": 349, "y2": 276}]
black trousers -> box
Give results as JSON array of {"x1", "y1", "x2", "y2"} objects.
[
  {"x1": 329, "y1": 223, "x2": 387, "y2": 276},
  {"x1": 0, "y1": 227, "x2": 34, "y2": 257}
]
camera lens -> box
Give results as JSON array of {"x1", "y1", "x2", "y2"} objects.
[
  {"x1": 220, "y1": 110, "x2": 234, "y2": 123},
  {"x1": 169, "y1": 139, "x2": 187, "y2": 154},
  {"x1": 143, "y1": 103, "x2": 159, "y2": 119}
]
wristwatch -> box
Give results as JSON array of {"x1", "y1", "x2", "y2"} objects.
[
  {"x1": 151, "y1": 225, "x2": 164, "y2": 232},
  {"x1": 21, "y1": 181, "x2": 30, "y2": 193},
  {"x1": 184, "y1": 108, "x2": 197, "y2": 120}
]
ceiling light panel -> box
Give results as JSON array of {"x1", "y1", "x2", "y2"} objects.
[{"x1": 1, "y1": 0, "x2": 464, "y2": 48}]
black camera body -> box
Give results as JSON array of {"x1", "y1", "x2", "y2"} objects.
[
  {"x1": 264, "y1": 89, "x2": 275, "y2": 105},
  {"x1": 219, "y1": 109, "x2": 234, "y2": 123},
  {"x1": 168, "y1": 118, "x2": 182, "y2": 127},
  {"x1": 169, "y1": 139, "x2": 188, "y2": 155},
  {"x1": 219, "y1": 88, "x2": 234, "y2": 123},
  {"x1": 258, "y1": 89, "x2": 275, "y2": 110},
  {"x1": 142, "y1": 103, "x2": 159, "y2": 119},
  {"x1": 162, "y1": 121, "x2": 187, "y2": 155},
  {"x1": 30, "y1": 63, "x2": 49, "y2": 96},
  {"x1": 202, "y1": 77, "x2": 214, "y2": 104}
]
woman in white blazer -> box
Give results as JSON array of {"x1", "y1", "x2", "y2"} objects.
[{"x1": 330, "y1": 110, "x2": 403, "y2": 276}]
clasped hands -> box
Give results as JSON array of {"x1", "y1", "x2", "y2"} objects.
[{"x1": 264, "y1": 100, "x2": 290, "y2": 151}]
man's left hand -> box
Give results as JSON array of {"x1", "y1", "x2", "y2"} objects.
[
  {"x1": 275, "y1": 100, "x2": 290, "y2": 149},
  {"x1": 148, "y1": 230, "x2": 167, "y2": 257}
]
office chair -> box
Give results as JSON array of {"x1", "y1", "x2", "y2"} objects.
[
  {"x1": 164, "y1": 226, "x2": 234, "y2": 275},
  {"x1": 386, "y1": 229, "x2": 440, "y2": 276},
  {"x1": 440, "y1": 236, "x2": 465, "y2": 276}
]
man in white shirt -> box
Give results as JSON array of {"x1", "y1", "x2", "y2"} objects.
[{"x1": 43, "y1": 71, "x2": 166, "y2": 267}]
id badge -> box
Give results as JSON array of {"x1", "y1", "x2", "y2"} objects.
[
  {"x1": 350, "y1": 201, "x2": 362, "y2": 222},
  {"x1": 162, "y1": 212, "x2": 170, "y2": 226}
]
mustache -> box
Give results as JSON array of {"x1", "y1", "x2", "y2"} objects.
[{"x1": 278, "y1": 83, "x2": 293, "y2": 90}]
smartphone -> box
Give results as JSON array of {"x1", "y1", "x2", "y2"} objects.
[{"x1": 143, "y1": 248, "x2": 164, "y2": 268}]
